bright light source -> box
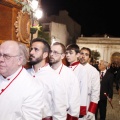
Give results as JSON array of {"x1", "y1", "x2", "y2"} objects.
[
  {"x1": 34, "y1": 9, "x2": 43, "y2": 19},
  {"x1": 30, "y1": 0, "x2": 38, "y2": 11},
  {"x1": 51, "y1": 37, "x2": 57, "y2": 45}
]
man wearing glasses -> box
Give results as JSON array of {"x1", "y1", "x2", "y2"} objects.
[
  {"x1": 27, "y1": 38, "x2": 67, "y2": 120},
  {"x1": 49, "y1": 42, "x2": 80, "y2": 120},
  {"x1": 0, "y1": 40, "x2": 44, "y2": 120}
]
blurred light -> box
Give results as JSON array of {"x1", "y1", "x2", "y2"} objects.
[
  {"x1": 30, "y1": 0, "x2": 38, "y2": 11},
  {"x1": 34, "y1": 9, "x2": 43, "y2": 19},
  {"x1": 51, "y1": 37, "x2": 57, "y2": 45}
]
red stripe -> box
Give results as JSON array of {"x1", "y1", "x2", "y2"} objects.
[
  {"x1": 42, "y1": 117, "x2": 52, "y2": 120},
  {"x1": 80, "y1": 106, "x2": 86, "y2": 115},
  {"x1": 70, "y1": 61, "x2": 80, "y2": 66},
  {"x1": 67, "y1": 114, "x2": 78, "y2": 120},
  {"x1": 0, "y1": 67, "x2": 23, "y2": 95},
  {"x1": 88, "y1": 102, "x2": 98, "y2": 113}
]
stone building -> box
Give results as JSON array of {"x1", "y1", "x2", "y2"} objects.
[
  {"x1": 77, "y1": 37, "x2": 120, "y2": 63},
  {"x1": 40, "y1": 10, "x2": 81, "y2": 45}
]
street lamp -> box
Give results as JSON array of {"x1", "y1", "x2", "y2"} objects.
[
  {"x1": 34, "y1": 8, "x2": 43, "y2": 19},
  {"x1": 30, "y1": 0, "x2": 43, "y2": 19},
  {"x1": 30, "y1": 0, "x2": 38, "y2": 11},
  {"x1": 30, "y1": 0, "x2": 43, "y2": 40},
  {"x1": 14, "y1": 0, "x2": 43, "y2": 41}
]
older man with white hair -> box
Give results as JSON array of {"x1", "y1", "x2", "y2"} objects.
[
  {"x1": 95, "y1": 60, "x2": 114, "y2": 120},
  {"x1": 0, "y1": 40, "x2": 44, "y2": 120}
]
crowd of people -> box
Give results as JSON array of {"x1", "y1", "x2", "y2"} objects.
[{"x1": 0, "y1": 38, "x2": 119, "y2": 120}]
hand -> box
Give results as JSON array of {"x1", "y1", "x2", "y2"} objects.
[
  {"x1": 86, "y1": 112, "x2": 94, "y2": 120},
  {"x1": 108, "y1": 98, "x2": 112, "y2": 102}
]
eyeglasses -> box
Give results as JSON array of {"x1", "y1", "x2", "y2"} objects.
[
  {"x1": 0, "y1": 53, "x2": 19, "y2": 60},
  {"x1": 50, "y1": 50, "x2": 62, "y2": 56}
]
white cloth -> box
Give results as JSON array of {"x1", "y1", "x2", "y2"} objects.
[
  {"x1": 79, "y1": 63, "x2": 100, "y2": 120},
  {"x1": 54, "y1": 64, "x2": 80, "y2": 117},
  {"x1": 79, "y1": 112, "x2": 95, "y2": 120},
  {"x1": 27, "y1": 64, "x2": 67, "y2": 120},
  {"x1": 69, "y1": 63, "x2": 88, "y2": 116},
  {"x1": 0, "y1": 67, "x2": 44, "y2": 120},
  {"x1": 86, "y1": 112, "x2": 94, "y2": 120}
]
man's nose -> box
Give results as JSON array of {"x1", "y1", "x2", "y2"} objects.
[
  {"x1": 30, "y1": 49, "x2": 34, "y2": 54},
  {"x1": 0, "y1": 55, "x2": 4, "y2": 61}
]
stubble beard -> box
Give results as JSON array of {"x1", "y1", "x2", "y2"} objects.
[
  {"x1": 80, "y1": 58, "x2": 87, "y2": 65},
  {"x1": 49, "y1": 58, "x2": 60, "y2": 65}
]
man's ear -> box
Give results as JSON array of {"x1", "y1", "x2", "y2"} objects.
[
  {"x1": 17, "y1": 56, "x2": 23, "y2": 65},
  {"x1": 61, "y1": 53, "x2": 65, "y2": 60},
  {"x1": 43, "y1": 52, "x2": 48, "y2": 59},
  {"x1": 76, "y1": 53, "x2": 80, "y2": 58},
  {"x1": 88, "y1": 58, "x2": 91, "y2": 63}
]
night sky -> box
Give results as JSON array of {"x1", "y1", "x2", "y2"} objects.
[{"x1": 41, "y1": 0, "x2": 120, "y2": 37}]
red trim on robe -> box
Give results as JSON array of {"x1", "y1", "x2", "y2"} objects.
[
  {"x1": 70, "y1": 61, "x2": 80, "y2": 66},
  {"x1": 80, "y1": 106, "x2": 86, "y2": 115},
  {"x1": 88, "y1": 102, "x2": 98, "y2": 113},
  {"x1": 67, "y1": 114, "x2": 78, "y2": 120},
  {"x1": 42, "y1": 117, "x2": 52, "y2": 120}
]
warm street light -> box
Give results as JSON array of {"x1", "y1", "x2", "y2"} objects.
[
  {"x1": 30, "y1": 0, "x2": 38, "y2": 11},
  {"x1": 30, "y1": 0, "x2": 43, "y2": 40},
  {"x1": 34, "y1": 8, "x2": 43, "y2": 19},
  {"x1": 30, "y1": 0, "x2": 43, "y2": 20},
  {"x1": 14, "y1": 0, "x2": 43, "y2": 41}
]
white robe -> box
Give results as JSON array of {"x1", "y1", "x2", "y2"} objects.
[
  {"x1": 27, "y1": 64, "x2": 67, "y2": 120},
  {"x1": 69, "y1": 63, "x2": 88, "y2": 117},
  {"x1": 79, "y1": 63, "x2": 100, "y2": 120},
  {"x1": 0, "y1": 67, "x2": 44, "y2": 120},
  {"x1": 54, "y1": 64, "x2": 80, "y2": 118}
]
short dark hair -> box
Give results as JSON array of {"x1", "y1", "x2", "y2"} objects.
[
  {"x1": 52, "y1": 42, "x2": 66, "y2": 53},
  {"x1": 66, "y1": 44, "x2": 80, "y2": 53},
  {"x1": 80, "y1": 47, "x2": 91, "y2": 58},
  {"x1": 31, "y1": 38, "x2": 50, "y2": 53}
]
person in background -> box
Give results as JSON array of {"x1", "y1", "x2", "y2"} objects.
[
  {"x1": 95, "y1": 60, "x2": 114, "y2": 120},
  {"x1": 65, "y1": 44, "x2": 89, "y2": 120},
  {"x1": 116, "y1": 67, "x2": 120, "y2": 95},
  {"x1": 0, "y1": 40, "x2": 44, "y2": 120},
  {"x1": 27, "y1": 38, "x2": 67, "y2": 120},
  {"x1": 49, "y1": 42, "x2": 80, "y2": 120},
  {"x1": 79, "y1": 47, "x2": 100, "y2": 120}
]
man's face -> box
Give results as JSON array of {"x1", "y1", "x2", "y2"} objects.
[
  {"x1": 79, "y1": 49, "x2": 90, "y2": 65},
  {"x1": 98, "y1": 61, "x2": 105, "y2": 71},
  {"x1": 0, "y1": 41, "x2": 21, "y2": 77},
  {"x1": 65, "y1": 50, "x2": 79, "y2": 64},
  {"x1": 49, "y1": 45, "x2": 64, "y2": 64},
  {"x1": 29, "y1": 42, "x2": 45, "y2": 65}
]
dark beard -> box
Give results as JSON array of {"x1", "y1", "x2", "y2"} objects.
[{"x1": 29, "y1": 56, "x2": 43, "y2": 65}]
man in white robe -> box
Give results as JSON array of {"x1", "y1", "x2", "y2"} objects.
[
  {"x1": 0, "y1": 40, "x2": 44, "y2": 120},
  {"x1": 79, "y1": 47, "x2": 100, "y2": 120},
  {"x1": 49, "y1": 42, "x2": 80, "y2": 120},
  {"x1": 66, "y1": 44, "x2": 89, "y2": 120},
  {"x1": 27, "y1": 38, "x2": 67, "y2": 120}
]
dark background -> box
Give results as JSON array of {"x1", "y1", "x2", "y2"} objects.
[{"x1": 41, "y1": 0, "x2": 120, "y2": 37}]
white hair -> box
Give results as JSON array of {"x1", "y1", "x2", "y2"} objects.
[
  {"x1": 17, "y1": 42, "x2": 29, "y2": 66},
  {"x1": 100, "y1": 60, "x2": 108, "y2": 68}
]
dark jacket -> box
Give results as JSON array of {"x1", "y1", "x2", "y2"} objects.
[
  {"x1": 116, "y1": 69, "x2": 120, "y2": 88},
  {"x1": 100, "y1": 70, "x2": 114, "y2": 100}
]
